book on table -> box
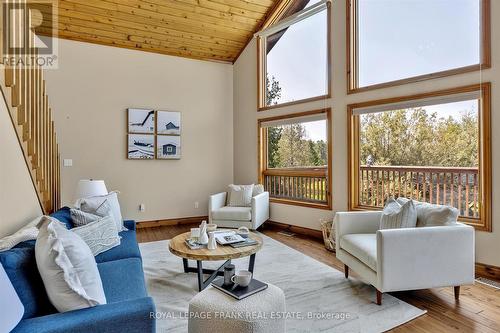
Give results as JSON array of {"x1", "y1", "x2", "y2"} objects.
[
  {"x1": 214, "y1": 232, "x2": 245, "y2": 245},
  {"x1": 229, "y1": 238, "x2": 258, "y2": 248},
  {"x1": 211, "y1": 277, "x2": 268, "y2": 300}
]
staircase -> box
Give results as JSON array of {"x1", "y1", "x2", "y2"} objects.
[{"x1": 0, "y1": 4, "x2": 60, "y2": 214}]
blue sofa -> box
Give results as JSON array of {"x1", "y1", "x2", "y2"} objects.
[{"x1": 0, "y1": 207, "x2": 156, "y2": 333}]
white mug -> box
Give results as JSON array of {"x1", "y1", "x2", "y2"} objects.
[{"x1": 231, "y1": 270, "x2": 252, "y2": 287}]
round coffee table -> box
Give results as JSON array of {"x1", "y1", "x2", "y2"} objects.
[{"x1": 169, "y1": 231, "x2": 263, "y2": 291}]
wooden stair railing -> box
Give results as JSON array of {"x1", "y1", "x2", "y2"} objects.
[{"x1": 0, "y1": 2, "x2": 60, "y2": 214}]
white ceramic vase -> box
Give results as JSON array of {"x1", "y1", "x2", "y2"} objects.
[{"x1": 199, "y1": 220, "x2": 209, "y2": 245}]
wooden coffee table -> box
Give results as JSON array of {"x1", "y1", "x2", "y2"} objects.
[{"x1": 169, "y1": 231, "x2": 263, "y2": 291}]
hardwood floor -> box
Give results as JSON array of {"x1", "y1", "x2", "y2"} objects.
[{"x1": 137, "y1": 223, "x2": 500, "y2": 333}]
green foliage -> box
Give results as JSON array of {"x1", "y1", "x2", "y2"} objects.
[
  {"x1": 266, "y1": 74, "x2": 282, "y2": 106},
  {"x1": 267, "y1": 127, "x2": 282, "y2": 168},
  {"x1": 268, "y1": 124, "x2": 327, "y2": 168},
  {"x1": 360, "y1": 108, "x2": 478, "y2": 167}
]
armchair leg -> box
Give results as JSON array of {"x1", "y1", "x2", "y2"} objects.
[
  {"x1": 454, "y1": 286, "x2": 460, "y2": 300},
  {"x1": 344, "y1": 265, "x2": 349, "y2": 279},
  {"x1": 376, "y1": 290, "x2": 382, "y2": 305}
]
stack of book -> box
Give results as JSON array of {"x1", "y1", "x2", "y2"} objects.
[{"x1": 211, "y1": 277, "x2": 268, "y2": 300}]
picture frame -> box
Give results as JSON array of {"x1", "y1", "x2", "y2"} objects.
[
  {"x1": 127, "y1": 134, "x2": 155, "y2": 159},
  {"x1": 157, "y1": 110, "x2": 181, "y2": 135},
  {"x1": 156, "y1": 135, "x2": 181, "y2": 159},
  {"x1": 127, "y1": 108, "x2": 155, "y2": 134}
]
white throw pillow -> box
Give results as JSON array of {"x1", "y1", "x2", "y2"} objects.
[
  {"x1": 228, "y1": 184, "x2": 254, "y2": 207},
  {"x1": 70, "y1": 209, "x2": 101, "y2": 227},
  {"x1": 0, "y1": 216, "x2": 42, "y2": 252},
  {"x1": 71, "y1": 216, "x2": 121, "y2": 256},
  {"x1": 77, "y1": 191, "x2": 125, "y2": 231},
  {"x1": 380, "y1": 198, "x2": 417, "y2": 230},
  {"x1": 397, "y1": 197, "x2": 459, "y2": 227},
  {"x1": 252, "y1": 184, "x2": 265, "y2": 197},
  {"x1": 35, "y1": 216, "x2": 106, "y2": 313}
]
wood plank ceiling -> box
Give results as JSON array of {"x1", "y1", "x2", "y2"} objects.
[{"x1": 37, "y1": 0, "x2": 280, "y2": 63}]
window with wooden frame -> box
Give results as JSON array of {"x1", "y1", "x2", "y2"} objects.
[
  {"x1": 258, "y1": 108, "x2": 332, "y2": 209},
  {"x1": 256, "y1": 0, "x2": 331, "y2": 110},
  {"x1": 348, "y1": 83, "x2": 491, "y2": 231},
  {"x1": 347, "y1": 0, "x2": 491, "y2": 93}
]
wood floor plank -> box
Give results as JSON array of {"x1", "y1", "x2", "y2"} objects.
[{"x1": 136, "y1": 222, "x2": 500, "y2": 332}]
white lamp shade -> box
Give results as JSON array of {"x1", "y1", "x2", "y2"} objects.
[
  {"x1": 0, "y1": 264, "x2": 24, "y2": 332},
  {"x1": 75, "y1": 180, "x2": 108, "y2": 200}
]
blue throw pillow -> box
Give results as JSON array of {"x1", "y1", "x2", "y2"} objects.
[
  {"x1": 0, "y1": 245, "x2": 56, "y2": 319},
  {"x1": 50, "y1": 206, "x2": 73, "y2": 229}
]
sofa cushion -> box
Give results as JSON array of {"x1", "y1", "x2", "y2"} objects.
[
  {"x1": 35, "y1": 217, "x2": 106, "y2": 313},
  {"x1": 212, "y1": 207, "x2": 252, "y2": 221},
  {"x1": 397, "y1": 197, "x2": 459, "y2": 227},
  {"x1": 98, "y1": 258, "x2": 148, "y2": 303},
  {"x1": 50, "y1": 207, "x2": 73, "y2": 229},
  {"x1": 0, "y1": 245, "x2": 56, "y2": 319},
  {"x1": 380, "y1": 198, "x2": 417, "y2": 230},
  {"x1": 340, "y1": 234, "x2": 377, "y2": 272},
  {"x1": 94, "y1": 229, "x2": 141, "y2": 263},
  {"x1": 228, "y1": 184, "x2": 254, "y2": 207},
  {"x1": 71, "y1": 216, "x2": 121, "y2": 256}
]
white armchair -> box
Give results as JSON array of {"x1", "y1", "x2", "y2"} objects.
[
  {"x1": 209, "y1": 191, "x2": 269, "y2": 230},
  {"x1": 335, "y1": 211, "x2": 475, "y2": 305}
]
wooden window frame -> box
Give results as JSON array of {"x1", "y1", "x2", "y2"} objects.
[
  {"x1": 257, "y1": 2, "x2": 332, "y2": 111},
  {"x1": 347, "y1": 0, "x2": 491, "y2": 94},
  {"x1": 258, "y1": 108, "x2": 333, "y2": 210},
  {"x1": 347, "y1": 83, "x2": 492, "y2": 231}
]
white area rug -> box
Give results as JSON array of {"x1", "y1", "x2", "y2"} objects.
[{"x1": 140, "y1": 235, "x2": 426, "y2": 333}]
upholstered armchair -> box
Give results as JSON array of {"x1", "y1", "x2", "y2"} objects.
[
  {"x1": 335, "y1": 210, "x2": 475, "y2": 305},
  {"x1": 209, "y1": 190, "x2": 269, "y2": 230}
]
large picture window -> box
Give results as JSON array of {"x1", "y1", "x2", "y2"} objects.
[
  {"x1": 347, "y1": 0, "x2": 491, "y2": 93},
  {"x1": 348, "y1": 84, "x2": 491, "y2": 231},
  {"x1": 258, "y1": 109, "x2": 332, "y2": 209},
  {"x1": 257, "y1": 0, "x2": 331, "y2": 110}
]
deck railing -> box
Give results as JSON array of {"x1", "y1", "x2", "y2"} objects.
[
  {"x1": 263, "y1": 167, "x2": 329, "y2": 205},
  {"x1": 359, "y1": 165, "x2": 480, "y2": 219}
]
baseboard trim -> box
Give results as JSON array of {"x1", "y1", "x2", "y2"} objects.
[
  {"x1": 475, "y1": 262, "x2": 500, "y2": 281},
  {"x1": 136, "y1": 216, "x2": 208, "y2": 229},
  {"x1": 264, "y1": 220, "x2": 323, "y2": 240}
]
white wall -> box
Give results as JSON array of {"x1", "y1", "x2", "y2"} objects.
[
  {"x1": 0, "y1": 92, "x2": 43, "y2": 237},
  {"x1": 45, "y1": 39, "x2": 234, "y2": 222},
  {"x1": 233, "y1": 0, "x2": 500, "y2": 267}
]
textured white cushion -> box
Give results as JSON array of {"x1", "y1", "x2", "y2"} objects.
[
  {"x1": 77, "y1": 191, "x2": 125, "y2": 231},
  {"x1": 0, "y1": 216, "x2": 42, "y2": 252},
  {"x1": 228, "y1": 184, "x2": 254, "y2": 207},
  {"x1": 380, "y1": 198, "x2": 417, "y2": 229},
  {"x1": 397, "y1": 197, "x2": 459, "y2": 227},
  {"x1": 212, "y1": 207, "x2": 252, "y2": 221},
  {"x1": 71, "y1": 216, "x2": 121, "y2": 256},
  {"x1": 70, "y1": 209, "x2": 100, "y2": 227},
  {"x1": 189, "y1": 284, "x2": 286, "y2": 333},
  {"x1": 35, "y1": 216, "x2": 106, "y2": 312},
  {"x1": 340, "y1": 234, "x2": 378, "y2": 271},
  {"x1": 252, "y1": 184, "x2": 265, "y2": 197}
]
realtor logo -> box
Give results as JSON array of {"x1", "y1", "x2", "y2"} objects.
[{"x1": 2, "y1": 0, "x2": 58, "y2": 68}]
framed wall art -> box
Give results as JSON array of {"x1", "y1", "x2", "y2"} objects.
[{"x1": 127, "y1": 108, "x2": 155, "y2": 134}]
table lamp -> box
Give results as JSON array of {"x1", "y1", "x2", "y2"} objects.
[
  {"x1": 0, "y1": 264, "x2": 24, "y2": 332},
  {"x1": 74, "y1": 179, "x2": 108, "y2": 201}
]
